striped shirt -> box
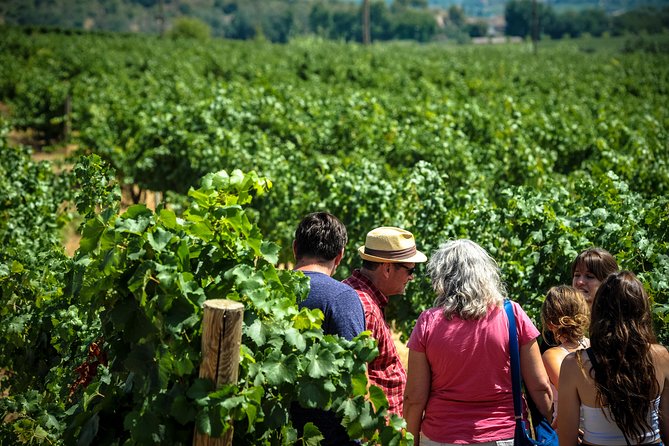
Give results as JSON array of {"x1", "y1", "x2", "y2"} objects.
[{"x1": 344, "y1": 269, "x2": 406, "y2": 416}]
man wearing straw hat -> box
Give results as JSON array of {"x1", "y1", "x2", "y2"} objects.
[
  {"x1": 344, "y1": 226, "x2": 427, "y2": 416},
  {"x1": 290, "y1": 212, "x2": 365, "y2": 445}
]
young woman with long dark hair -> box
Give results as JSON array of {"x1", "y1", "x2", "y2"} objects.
[{"x1": 558, "y1": 271, "x2": 669, "y2": 446}]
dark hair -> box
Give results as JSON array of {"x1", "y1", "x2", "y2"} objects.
[
  {"x1": 571, "y1": 247, "x2": 618, "y2": 281},
  {"x1": 294, "y1": 212, "x2": 347, "y2": 262},
  {"x1": 361, "y1": 259, "x2": 382, "y2": 270},
  {"x1": 540, "y1": 285, "x2": 589, "y2": 345},
  {"x1": 589, "y1": 271, "x2": 658, "y2": 443}
]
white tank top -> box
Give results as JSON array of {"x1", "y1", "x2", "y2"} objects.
[{"x1": 581, "y1": 397, "x2": 661, "y2": 445}]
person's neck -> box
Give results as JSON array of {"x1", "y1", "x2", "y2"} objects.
[
  {"x1": 295, "y1": 259, "x2": 336, "y2": 277},
  {"x1": 559, "y1": 337, "x2": 585, "y2": 350},
  {"x1": 358, "y1": 267, "x2": 375, "y2": 282},
  {"x1": 359, "y1": 268, "x2": 386, "y2": 294}
]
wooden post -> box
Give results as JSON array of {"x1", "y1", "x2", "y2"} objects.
[
  {"x1": 362, "y1": 0, "x2": 371, "y2": 45},
  {"x1": 63, "y1": 92, "x2": 72, "y2": 142},
  {"x1": 193, "y1": 299, "x2": 245, "y2": 446}
]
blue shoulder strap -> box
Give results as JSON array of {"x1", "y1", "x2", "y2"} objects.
[{"x1": 504, "y1": 299, "x2": 523, "y2": 419}]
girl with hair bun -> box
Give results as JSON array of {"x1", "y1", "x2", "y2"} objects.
[
  {"x1": 540, "y1": 285, "x2": 590, "y2": 424},
  {"x1": 558, "y1": 271, "x2": 669, "y2": 446}
]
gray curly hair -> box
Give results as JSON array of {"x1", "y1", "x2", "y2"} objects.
[{"x1": 428, "y1": 239, "x2": 506, "y2": 319}]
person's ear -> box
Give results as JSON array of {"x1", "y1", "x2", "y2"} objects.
[
  {"x1": 384, "y1": 262, "x2": 392, "y2": 278},
  {"x1": 334, "y1": 249, "x2": 344, "y2": 266}
]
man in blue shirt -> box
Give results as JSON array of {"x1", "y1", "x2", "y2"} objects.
[{"x1": 290, "y1": 212, "x2": 365, "y2": 445}]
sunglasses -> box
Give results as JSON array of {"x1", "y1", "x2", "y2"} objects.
[{"x1": 397, "y1": 264, "x2": 416, "y2": 275}]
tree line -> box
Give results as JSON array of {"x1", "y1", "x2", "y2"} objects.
[
  {"x1": 3, "y1": 0, "x2": 668, "y2": 44},
  {"x1": 505, "y1": 1, "x2": 669, "y2": 39}
]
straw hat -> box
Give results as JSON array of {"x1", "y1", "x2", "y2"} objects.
[{"x1": 358, "y1": 227, "x2": 427, "y2": 263}]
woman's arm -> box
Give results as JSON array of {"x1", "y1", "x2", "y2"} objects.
[
  {"x1": 520, "y1": 338, "x2": 553, "y2": 420},
  {"x1": 654, "y1": 345, "x2": 669, "y2": 445},
  {"x1": 403, "y1": 349, "x2": 431, "y2": 446},
  {"x1": 542, "y1": 347, "x2": 565, "y2": 390},
  {"x1": 660, "y1": 379, "x2": 668, "y2": 446},
  {"x1": 557, "y1": 353, "x2": 582, "y2": 446}
]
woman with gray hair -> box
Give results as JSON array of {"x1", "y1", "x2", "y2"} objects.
[{"x1": 404, "y1": 239, "x2": 553, "y2": 446}]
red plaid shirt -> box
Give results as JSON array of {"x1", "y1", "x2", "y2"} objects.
[{"x1": 343, "y1": 270, "x2": 406, "y2": 416}]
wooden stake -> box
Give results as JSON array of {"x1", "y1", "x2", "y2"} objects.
[{"x1": 193, "y1": 299, "x2": 244, "y2": 446}]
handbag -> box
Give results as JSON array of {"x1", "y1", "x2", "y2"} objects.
[{"x1": 504, "y1": 300, "x2": 559, "y2": 446}]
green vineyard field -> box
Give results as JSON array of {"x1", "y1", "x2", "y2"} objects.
[{"x1": 1, "y1": 27, "x2": 668, "y2": 445}]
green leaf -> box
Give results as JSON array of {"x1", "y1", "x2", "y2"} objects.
[
  {"x1": 244, "y1": 403, "x2": 258, "y2": 428},
  {"x1": 195, "y1": 408, "x2": 212, "y2": 436},
  {"x1": 82, "y1": 381, "x2": 102, "y2": 411},
  {"x1": 368, "y1": 385, "x2": 389, "y2": 412},
  {"x1": 338, "y1": 398, "x2": 361, "y2": 422},
  {"x1": 159, "y1": 208, "x2": 177, "y2": 229},
  {"x1": 303, "y1": 422, "x2": 325, "y2": 446},
  {"x1": 124, "y1": 344, "x2": 155, "y2": 375},
  {"x1": 158, "y1": 353, "x2": 173, "y2": 388},
  {"x1": 78, "y1": 217, "x2": 106, "y2": 254},
  {"x1": 260, "y1": 241, "x2": 280, "y2": 264},
  {"x1": 246, "y1": 319, "x2": 267, "y2": 347},
  {"x1": 10, "y1": 260, "x2": 24, "y2": 274},
  {"x1": 351, "y1": 372, "x2": 368, "y2": 397},
  {"x1": 305, "y1": 345, "x2": 336, "y2": 379},
  {"x1": 281, "y1": 425, "x2": 299, "y2": 445},
  {"x1": 148, "y1": 227, "x2": 173, "y2": 251},
  {"x1": 123, "y1": 204, "x2": 153, "y2": 219},
  {"x1": 187, "y1": 378, "x2": 215, "y2": 400},
  {"x1": 117, "y1": 208, "x2": 153, "y2": 234},
  {"x1": 284, "y1": 327, "x2": 307, "y2": 352},
  {"x1": 297, "y1": 380, "x2": 330, "y2": 409},
  {"x1": 189, "y1": 222, "x2": 213, "y2": 241},
  {"x1": 77, "y1": 413, "x2": 99, "y2": 446},
  {"x1": 171, "y1": 395, "x2": 196, "y2": 425},
  {"x1": 293, "y1": 308, "x2": 323, "y2": 331},
  {"x1": 262, "y1": 353, "x2": 298, "y2": 385}
]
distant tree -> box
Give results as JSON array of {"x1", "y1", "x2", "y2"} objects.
[
  {"x1": 391, "y1": 0, "x2": 429, "y2": 12},
  {"x1": 223, "y1": 3, "x2": 257, "y2": 40},
  {"x1": 505, "y1": 0, "x2": 552, "y2": 38},
  {"x1": 392, "y1": 0, "x2": 410, "y2": 11},
  {"x1": 309, "y1": 2, "x2": 332, "y2": 36},
  {"x1": 466, "y1": 20, "x2": 489, "y2": 37},
  {"x1": 261, "y1": 2, "x2": 295, "y2": 43},
  {"x1": 331, "y1": 6, "x2": 359, "y2": 41},
  {"x1": 448, "y1": 5, "x2": 466, "y2": 27},
  {"x1": 168, "y1": 16, "x2": 211, "y2": 40},
  {"x1": 370, "y1": 1, "x2": 393, "y2": 40},
  {"x1": 612, "y1": 6, "x2": 669, "y2": 35},
  {"x1": 391, "y1": 8, "x2": 437, "y2": 41},
  {"x1": 505, "y1": 0, "x2": 533, "y2": 37},
  {"x1": 543, "y1": 10, "x2": 577, "y2": 38},
  {"x1": 543, "y1": 7, "x2": 609, "y2": 38}
]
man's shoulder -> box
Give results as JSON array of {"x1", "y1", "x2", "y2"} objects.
[
  {"x1": 343, "y1": 273, "x2": 371, "y2": 292},
  {"x1": 305, "y1": 271, "x2": 358, "y2": 297}
]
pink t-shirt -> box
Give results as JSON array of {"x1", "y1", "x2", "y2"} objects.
[{"x1": 407, "y1": 301, "x2": 540, "y2": 444}]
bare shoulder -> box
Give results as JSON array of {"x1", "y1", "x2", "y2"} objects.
[
  {"x1": 559, "y1": 351, "x2": 579, "y2": 373},
  {"x1": 650, "y1": 344, "x2": 669, "y2": 362},
  {"x1": 543, "y1": 346, "x2": 567, "y2": 362}
]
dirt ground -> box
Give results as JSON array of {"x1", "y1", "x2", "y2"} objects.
[{"x1": 393, "y1": 330, "x2": 409, "y2": 370}]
